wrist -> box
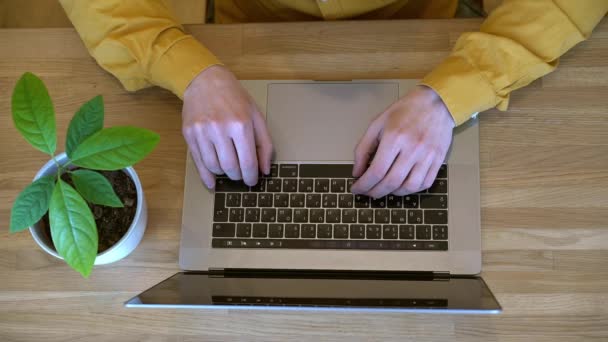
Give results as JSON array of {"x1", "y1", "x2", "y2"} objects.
[
  {"x1": 416, "y1": 85, "x2": 455, "y2": 128},
  {"x1": 184, "y1": 65, "x2": 227, "y2": 99}
]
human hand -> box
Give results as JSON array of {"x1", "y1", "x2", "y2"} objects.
[
  {"x1": 182, "y1": 65, "x2": 273, "y2": 189},
  {"x1": 351, "y1": 85, "x2": 454, "y2": 198}
]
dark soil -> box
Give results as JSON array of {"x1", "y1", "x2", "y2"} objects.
[{"x1": 41, "y1": 169, "x2": 137, "y2": 254}]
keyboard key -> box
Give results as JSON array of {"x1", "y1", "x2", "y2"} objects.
[
  {"x1": 306, "y1": 194, "x2": 321, "y2": 208},
  {"x1": 334, "y1": 224, "x2": 349, "y2": 239},
  {"x1": 310, "y1": 209, "x2": 325, "y2": 223},
  {"x1": 279, "y1": 164, "x2": 298, "y2": 177},
  {"x1": 425, "y1": 210, "x2": 448, "y2": 224},
  {"x1": 242, "y1": 193, "x2": 257, "y2": 207},
  {"x1": 216, "y1": 178, "x2": 249, "y2": 192},
  {"x1": 213, "y1": 194, "x2": 228, "y2": 222},
  {"x1": 371, "y1": 197, "x2": 386, "y2": 208},
  {"x1": 290, "y1": 193, "x2": 305, "y2": 207},
  {"x1": 322, "y1": 194, "x2": 338, "y2": 208},
  {"x1": 285, "y1": 224, "x2": 300, "y2": 238},
  {"x1": 212, "y1": 223, "x2": 235, "y2": 237},
  {"x1": 433, "y1": 225, "x2": 448, "y2": 240},
  {"x1": 269, "y1": 224, "x2": 284, "y2": 238},
  {"x1": 428, "y1": 179, "x2": 447, "y2": 194},
  {"x1": 258, "y1": 193, "x2": 273, "y2": 207},
  {"x1": 326, "y1": 209, "x2": 341, "y2": 223},
  {"x1": 236, "y1": 223, "x2": 251, "y2": 237},
  {"x1": 229, "y1": 208, "x2": 244, "y2": 222},
  {"x1": 420, "y1": 195, "x2": 447, "y2": 209},
  {"x1": 355, "y1": 195, "x2": 370, "y2": 208},
  {"x1": 366, "y1": 225, "x2": 381, "y2": 239},
  {"x1": 315, "y1": 179, "x2": 330, "y2": 192},
  {"x1": 383, "y1": 225, "x2": 398, "y2": 239},
  {"x1": 331, "y1": 179, "x2": 346, "y2": 193},
  {"x1": 404, "y1": 195, "x2": 419, "y2": 208},
  {"x1": 301, "y1": 224, "x2": 316, "y2": 238},
  {"x1": 350, "y1": 225, "x2": 365, "y2": 239},
  {"x1": 282, "y1": 179, "x2": 298, "y2": 192},
  {"x1": 245, "y1": 208, "x2": 260, "y2": 222},
  {"x1": 251, "y1": 179, "x2": 265, "y2": 192},
  {"x1": 391, "y1": 209, "x2": 407, "y2": 224},
  {"x1": 374, "y1": 209, "x2": 390, "y2": 223},
  {"x1": 253, "y1": 223, "x2": 268, "y2": 237},
  {"x1": 266, "y1": 179, "x2": 282, "y2": 192},
  {"x1": 386, "y1": 195, "x2": 403, "y2": 208},
  {"x1": 342, "y1": 209, "x2": 357, "y2": 223},
  {"x1": 423, "y1": 241, "x2": 447, "y2": 250},
  {"x1": 261, "y1": 208, "x2": 276, "y2": 222},
  {"x1": 299, "y1": 179, "x2": 314, "y2": 192},
  {"x1": 274, "y1": 194, "x2": 289, "y2": 207},
  {"x1": 339, "y1": 194, "x2": 354, "y2": 208},
  {"x1": 399, "y1": 225, "x2": 415, "y2": 239},
  {"x1": 269, "y1": 164, "x2": 279, "y2": 177},
  {"x1": 293, "y1": 208, "x2": 309, "y2": 223},
  {"x1": 416, "y1": 225, "x2": 432, "y2": 240},
  {"x1": 299, "y1": 164, "x2": 353, "y2": 178},
  {"x1": 277, "y1": 208, "x2": 293, "y2": 223},
  {"x1": 358, "y1": 209, "x2": 374, "y2": 223},
  {"x1": 226, "y1": 193, "x2": 241, "y2": 207},
  {"x1": 347, "y1": 179, "x2": 354, "y2": 193},
  {"x1": 437, "y1": 165, "x2": 447, "y2": 178},
  {"x1": 317, "y1": 224, "x2": 332, "y2": 238},
  {"x1": 408, "y1": 210, "x2": 423, "y2": 224}
]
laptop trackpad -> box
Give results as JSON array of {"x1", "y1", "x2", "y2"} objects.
[{"x1": 266, "y1": 83, "x2": 399, "y2": 162}]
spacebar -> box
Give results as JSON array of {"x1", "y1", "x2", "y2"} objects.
[{"x1": 212, "y1": 239, "x2": 447, "y2": 250}]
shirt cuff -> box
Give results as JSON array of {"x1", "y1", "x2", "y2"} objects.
[
  {"x1": 420, "y1": 54, "x2": 498, "y2": 126},
  {"x1": 149, "y1": 35, "x2": 222, "y2": 100}
]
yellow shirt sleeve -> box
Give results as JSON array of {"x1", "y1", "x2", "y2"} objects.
[
  {"x1": 421, "y1": 0, "x2": 608, "y2": 125},
  {"x1": 59, "y1": 0, "x2": 221, "y2": 99}
]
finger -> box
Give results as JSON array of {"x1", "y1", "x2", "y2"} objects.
[
  {"x1": 214, "y1": 137, "x2": 242, "y2": 180},
  {"x1": 252, "y1": 110, "x2": 273, "y2": 175},
  {"x1": 421, "y1": 159, "x2": 443, "y2": 191},
  {"x1": 190, "y1": 145, "x2": 216, "y2": 189},
  {"x1": 352, "y1": 120, "x2": 382, "y2": 178},
  {"x1": 393, "y1": 155, "x2": 433, "y2": 196},
  {"x1": 367, "y1": 153, "x2": 415, "y2": 199},
  {"x1": 195, "y1": 132, "x2": 222, "y2": 175},
  {"x1": 231, "y1": 122, "x2": 259, "y2": 186},
  {"x1": 351, "y1": 136, "x2": 399, "y2": 194}
]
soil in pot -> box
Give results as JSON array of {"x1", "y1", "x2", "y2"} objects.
[{"x1": 41, "y1": 170, "x2": 138, "y2": 253}]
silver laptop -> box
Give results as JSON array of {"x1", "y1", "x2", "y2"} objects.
[{"x1": 126, "y1": 80, "x2": 501, "y2": 313}]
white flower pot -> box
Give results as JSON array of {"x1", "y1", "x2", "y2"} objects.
[{"x1": 29, "y1": 152, "x2": 147, "y2": 265}]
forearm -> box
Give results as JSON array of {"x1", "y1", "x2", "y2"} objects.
[
  {"x1": 60, "y1": 0, "x2": 221, "y2": 99},
  {"x1": 421, "y1": 0, "x2": 608, "y2": 125}
]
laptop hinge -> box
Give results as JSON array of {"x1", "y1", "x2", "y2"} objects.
[{"x1": 206, "y1": 269, "x2": 449, "y2": 281}]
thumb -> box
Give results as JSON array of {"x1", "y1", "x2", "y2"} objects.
[
  {"x1": 353, "y1": 119, "x2": 382, "y2": 178},
  {"x1": 252, "y1": 110, "x2": 273, "y2": 175}
]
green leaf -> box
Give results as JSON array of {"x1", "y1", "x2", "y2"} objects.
[
  {"x1": 71, "y1": 169, "x2": 123, "y2": 208},
  {"x1": 66, "y1": 95, "x2": 104, "y2": 158},
  {"x1": 9, "y1": 175, "x2": 56, "y2": 233},
  {"x1": 11, "y1": 72, "x2": 56, "y2": 155},
  {"x1": 70, "y1": 126, "x2": 159, "y2": 170},
  {"x1": 49, "y1": 180, "x2": 98, "y2": 278}
]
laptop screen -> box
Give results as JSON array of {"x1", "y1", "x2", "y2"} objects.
[{"x1": 126, "y1": 272, "x2": 501, "y2": 313}]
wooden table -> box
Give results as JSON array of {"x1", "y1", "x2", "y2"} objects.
[{"x1": 1, "y1": 19, "x2": 607, "y2": 341}]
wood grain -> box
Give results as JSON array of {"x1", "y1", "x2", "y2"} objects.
[{"x1": 1, "y1": 18, "x2": 607, "y2": 341}]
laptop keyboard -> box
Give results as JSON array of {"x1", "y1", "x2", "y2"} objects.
[{"x1": 211, "y1": 164, "x2": 448, "y2": 251}]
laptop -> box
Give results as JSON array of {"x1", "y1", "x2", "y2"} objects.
[{"x1": 126, "y1": 80, "x2": 501, "y2": 313}]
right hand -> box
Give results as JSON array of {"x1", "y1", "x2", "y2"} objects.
[{"x1": 182, "y1": 65, "x2": 273, "y2": 189}]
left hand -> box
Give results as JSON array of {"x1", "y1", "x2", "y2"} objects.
[{"x1": 351, "y1": 85, "x2": 455, "y2": 198}]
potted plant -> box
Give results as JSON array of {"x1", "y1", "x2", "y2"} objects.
[{"x1": 9, "y1": 72, "x2": 159, "y2": 277}]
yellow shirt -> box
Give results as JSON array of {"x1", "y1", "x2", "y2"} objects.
[{"x1": 59, "y1": 0, "x2": 608, "y2": 125}]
